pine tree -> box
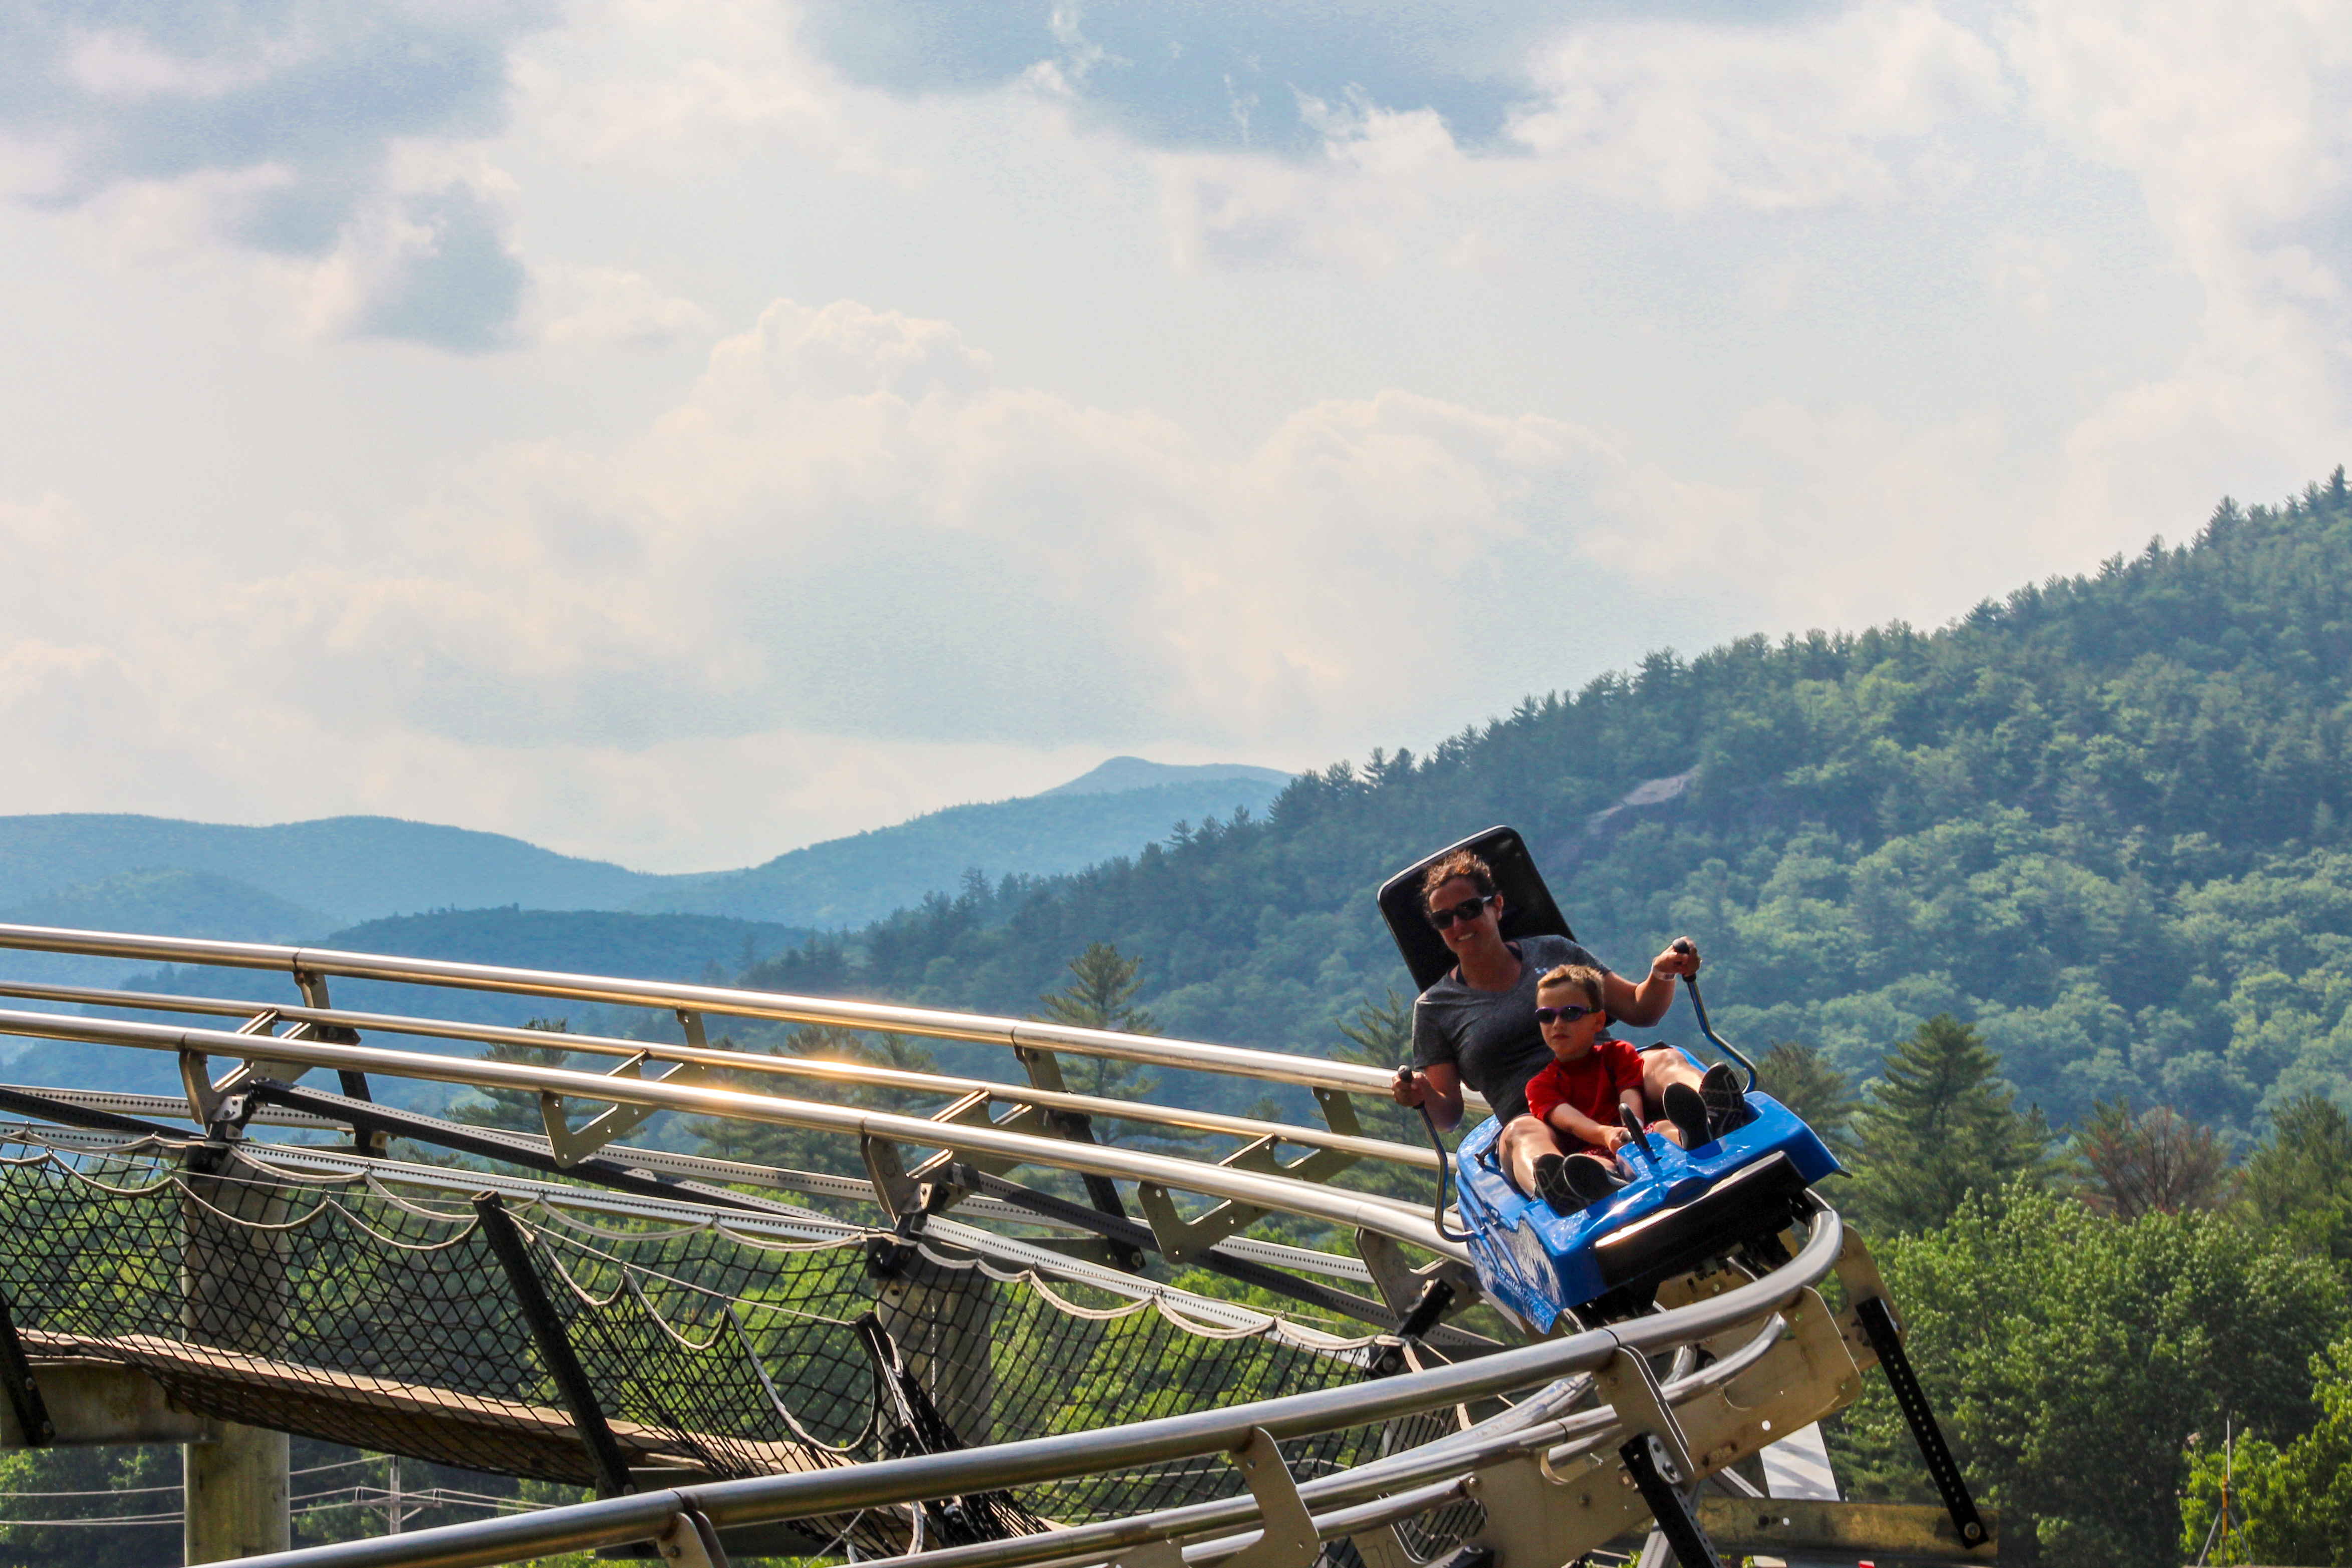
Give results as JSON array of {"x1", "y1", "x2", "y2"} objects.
[
  {"x1": 1845, "y1": 1014, "x2": 2049, "y2": 1236},
  {"x1": 2241, "y1": 1095, "x2": 2352, "y2": 1262},
  {"x1": 1332, "y1": 987, "x2": 1413, "y2": 1137},
  {"x1": 1033, "y1": 942, "x2": 1161, "y2": 1103},
  {"x1": 1756, "y1": 1040, "x2": 1855, "y2": 1144}
]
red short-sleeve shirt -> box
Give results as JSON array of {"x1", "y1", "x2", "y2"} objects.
[{"x1": 1523, "y1": 1038, "x2": 1646, "y2": 1151}]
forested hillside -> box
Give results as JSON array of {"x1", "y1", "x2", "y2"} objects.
[{"x1": 748, "y1": 473, "x2": 2352, "y2": 1134}]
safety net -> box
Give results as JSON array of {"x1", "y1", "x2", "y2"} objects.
[{"x1": 0, "y1": 1130, "x2": 1482, "y2": 1556}]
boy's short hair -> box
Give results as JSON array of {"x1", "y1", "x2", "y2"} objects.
[
  {"x1": 1419, "y1": 850, "x2": 1496, "y2": 910},
  {"x1": 1536, "y1": 964, "x2": 1606, "y2": 1009}
]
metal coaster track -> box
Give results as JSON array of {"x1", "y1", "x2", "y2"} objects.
[{"x1": 0, "y1": 922, "x2": 1989, "y2": 1568}]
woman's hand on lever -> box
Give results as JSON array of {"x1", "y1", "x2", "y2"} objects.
[
  {"x1": 1393, "y1": 1063, "x2": 1465, "y2": 1130},
  {"x1": 1652, "y1": 937, "x2": 1702, "y2": 980}
]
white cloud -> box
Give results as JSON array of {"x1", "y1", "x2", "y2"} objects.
[
  {"x1": 534, "y1": 265, "x2": 714, "y2": 347},
  {"x1": 4, "y1": 0, "x2": 2351, "y2": 875},
  {"x1": 511, "y1": 0, "x2": 876, "y2": 171},
  {"x1": 56, "y1": 26, "x2": 312, "y2": 102},
  {"x1": 1511, "y1": 2, "x2": 2006, "y2": 212},
  {"x1": 0, "y1": 298, "x2": 1762, "y2": 863},
  {"x1": 1991, "y1": 0, "x2": 2352, "y2": 548}
]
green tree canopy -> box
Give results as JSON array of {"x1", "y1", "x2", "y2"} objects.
[
  {"x1": 1833, "y1": 1186, "x2": 2346, "y2": 1568},
  {"x1": 2180, "y1": 1334, "x2": 2352, "y2": 1565},
  {"x1": 1844, "y1": 1014, "x2": 2050, "y2": 1235},
  {"x1": 2240, "y1": 1093, "x2": 2352, "y2": 1264}
]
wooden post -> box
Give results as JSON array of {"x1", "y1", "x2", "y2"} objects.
[{"x1": 180, "y1": 1145, "x2": 292, "y2": 1563}]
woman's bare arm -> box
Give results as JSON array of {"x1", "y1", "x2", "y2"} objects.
[
  {"x1": 1391, "y1": 1061, "x2": 1467, "y2": 1131},
  {"x1": 1601, "y1": 939, "x2": 1701, "y2": 1027}
]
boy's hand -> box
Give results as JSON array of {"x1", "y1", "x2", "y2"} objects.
[
  {"x1": 1391, "y1": 1066, "x2": 1427, "y2": 1108},
  {"x1": 1598, "y1": 1124, "x2": 1632, "y2": 1151}
]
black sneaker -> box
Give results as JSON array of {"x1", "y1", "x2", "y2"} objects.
[
  {"x1": 1701, "y1": 1063, "x2": 1753, "y2": 1137},
  {"x1": 1561, "y1": 1153, "x2": 1626, "y2": 1204},
  {"x1": 1532, "y1": 1153, "x2": 1584, "y2": 1216},
  {"x1": 1663, "y1": 1081, "x2": 1710, "y2": 1148}
]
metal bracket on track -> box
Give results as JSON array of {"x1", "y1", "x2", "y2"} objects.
[
  {"x1": 1851, "y1": 1295, "x2": 1989, "y2": 1551},
  {"x1": 1222, "y1": 1427, "x2": 1320, "y2": 1568},
  {"x1": 1826, "y1": 1229, "x2": 1988, "y2": 1549},
  {"x1": 1013, "y1": 1046, "x2": 1130, "y2": 1218},
  {"x1": 861, "y1": 1135, "x2": 922, "y2": 1222},
  {"x1": 1598, "y1": 1344, "x2": 1723, "y2": 1568},
  {"x1": 1110, "y1": 1541, "x2": 1187, "y2": 1568},
  {"x1": 541, "y1": 1019, "x2": 712, "y2": 1167},
  {"x1": 1138, "y1": 1106, "x2": 1367, "y2": 1264},
  {"x1": 1357, "y1": 1229, "x2": 1483, "y2": 1324},
  {"x1": 652, "y1": 1507, "x2": 728, "y2": 1567},
  {"x1": 903, "y1": 1089, "x2": 1058, "y2": 1208},
  {"x1": 179, "y1": 1048, "x2": 229, "y2": 1130}
]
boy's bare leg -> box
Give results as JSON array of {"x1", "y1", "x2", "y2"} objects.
[{"x1": 1498, "y1": 1115, "x2": 1565, "y2": 1193}]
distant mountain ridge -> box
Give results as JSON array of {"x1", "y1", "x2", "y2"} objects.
[
  {"x1": 1037, "y1": 757, "x2": 1290, "y2": 798},
  {"x1": 0, "y1": 815, "x2": 657, "y2": 926},
  {"x1": 0, "y1": 757, "x2": 1294, "y2": 939},
  {"x1": 631, "y1": 773, "x2": 1291, "y2": 927}
]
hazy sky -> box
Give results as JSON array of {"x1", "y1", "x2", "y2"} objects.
[{"x1": 1, "y1": 1, "x2": 2345, "y2": 871}]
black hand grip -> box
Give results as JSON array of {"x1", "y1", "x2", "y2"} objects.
[{"x1": 1620, "y1": 1103, "x2": 1656, "y2": 1163}]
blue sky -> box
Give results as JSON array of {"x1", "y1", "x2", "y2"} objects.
[{"x1": 0, "y1": 0, "x2": 2345, "y2": 870}]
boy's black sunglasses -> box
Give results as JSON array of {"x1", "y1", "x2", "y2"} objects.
[
  {"x1": 1534, "y1": 1004, "x2": 1598, "y2": 1026},
  {"x1": 1427, "y1": 894, "x2": 1494, "y2": 929}
]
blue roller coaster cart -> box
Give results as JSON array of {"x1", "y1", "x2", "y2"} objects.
[{"x1": 1379, "y1": 826, "x2": 1845, "y2": 1333}]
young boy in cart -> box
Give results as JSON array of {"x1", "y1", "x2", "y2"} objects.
[{"x1": 1521, "y1": 963, "x2": 1712, "y2": 1216}]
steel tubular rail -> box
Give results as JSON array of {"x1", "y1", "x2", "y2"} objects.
[
  {"x1": 0, "y1": 923, "x2": 1492, "y2": 1114},
  {"x1": 888, "y1": 1308, "x2": 1796, "y2": 1568},
  {"x1": 0, "y1": 1008, "x2": 1465, "y2": 1259},
  {"x1": 0, "y1": 975, "x2": 1441, "y2": 1171},
  {"x1": 208, "y1": 1214, "x2": 1843, "y2": 1568}
]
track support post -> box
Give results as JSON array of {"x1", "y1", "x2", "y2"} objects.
[
  {"x1": 1599, "y1": 1345, "x2": 1724, "y2": 1568},
  {"x1": 0, "y1": 1286, "x2": 51, "y2": 1445},
  {"x1": 1851, "y1": 1294, "x2": 1989, "y2": 1549},
  {"x1": 472, "y1": 1193, "x2": 634, "y2": 1498}
]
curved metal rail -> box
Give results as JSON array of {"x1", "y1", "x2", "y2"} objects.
[
  {"x1": 210, "y1": 1214, "x2": 1851, "y2": 1568},
  {"x1": 0, "y1": 923, "x2": 1492, "y2": 1113},
  {"x1": 0, "y1": 974, "x2": 1441, "y2": 1171},
  {"x1": 0, "y1": 1008, "x2": 1469, "y2": 1261}
]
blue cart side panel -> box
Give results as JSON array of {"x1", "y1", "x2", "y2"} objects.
[{"x1": 1452, "y1": 1091, "x2": 1842, "y2": 1333}]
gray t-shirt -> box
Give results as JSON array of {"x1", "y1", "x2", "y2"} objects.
[{"x1": 1411, "y1": 934, "x2": 1610, "y2": 1125}]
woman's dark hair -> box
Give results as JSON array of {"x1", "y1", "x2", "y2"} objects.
[{"x1": 1419, "y1": 850, "x2": 1496, "y2": 911}]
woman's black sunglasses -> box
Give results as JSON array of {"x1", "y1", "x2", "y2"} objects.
[
  {"x1": 1427, "y1": 894, "x2": 1494, "y2": 929},
  {"x1": 1534, "y1": 1004, "x2": 1597, "y2": 1026}
]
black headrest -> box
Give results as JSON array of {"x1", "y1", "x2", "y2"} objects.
[{"x1": 1377, "y1": 825, "x2": 1575, "y2": 993}]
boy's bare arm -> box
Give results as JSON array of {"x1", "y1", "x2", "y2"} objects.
[{"x1": 1544, "y1": 1103, "x2": 1623, "y2": 1149}]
